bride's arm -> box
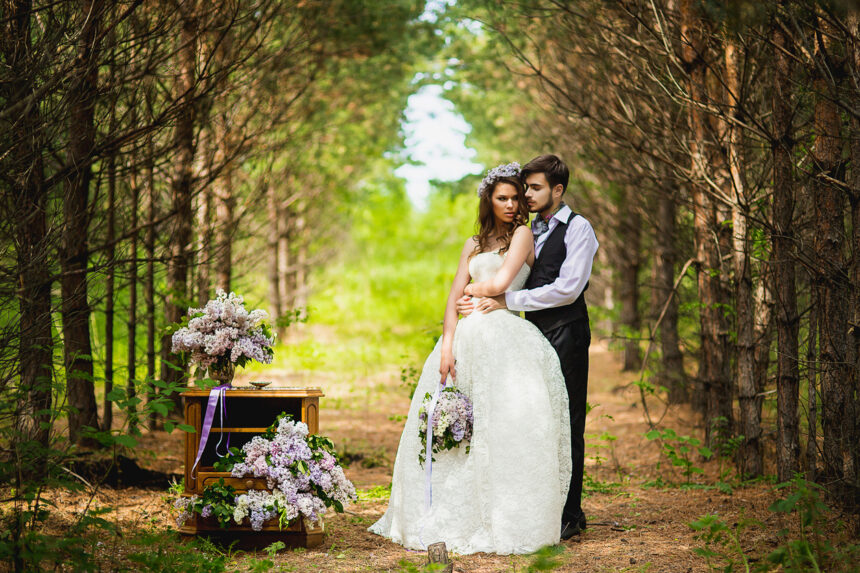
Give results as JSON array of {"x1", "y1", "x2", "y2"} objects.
[
  {"x1": 464, "y1": 226, "x2": 533, "y2": 297},
  {"x1": 439, "y1": 237, "x2": 475, "y2": 385}
]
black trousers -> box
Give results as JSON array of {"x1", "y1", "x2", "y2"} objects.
[{"x1": 540, "y1": 317, "x2": 590, "y2": 522}]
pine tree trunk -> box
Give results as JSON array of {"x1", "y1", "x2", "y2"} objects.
[
  {"x1": 144, "y1": 132, "x2": 157, "y2": 430},
  {"x1": 679, "y1": 0, "x2": 709, "y2": 416},
  {"x1": 128, "y1": 155, "x2": 139, "y2": 432},
  {"x1": 680, "y1": 0, "x2": 730, "y2": 440},
  {"x1": 655, "y1": 190, "x2": 685, "y2": 402},
  {"x1": 848, "y1": 11, "x2": 860, "y2": 507},
  {"x1": 63, "y1": 0, "x2": 103, "y2": 445},
  {"x1": 2, "y1": 0, "x2": 53, "y2": 448},
  {"x1": 295, "y1": 200, "x2": 309, "y2": 314},
  {"x1": 771, "y1": 15, "x2": 800, "y2": 481},
  {"x1": 267, "y1": 183, "x2": 282, "y2": 333},
  {"x1": 277, "y1": 200, "x2": 292, "y2": 338},
  {"x1": 753, "y1": 262, "x2": 774, "y2": 408},
  {"x1": 806, "y1": 302, "x2": 818, "y2": 481},
  {"x1": 160, "y1": 1, "x2": 198, "y2": 414},
  {"x1": 214, "y1": 30, "x2": 235, "y2": 293},
  {"x1": 725, "y1": 36, "x2": 761, "y2": 476},
  {"x1": 103, "y1": 134, "x2": 116, "y2": 431},
  {"x1": 214, "y1": 164, "x2": 234, "y2": 292},
  {"x1": 811, "y1": 29, "x2": 849, "y2": 486},
  {"x1": 618, "y1": 190, "x2": 641, "y2": 371},
  {"x1": 196, "y1": 128, "x2": 213, "y2": 306}
]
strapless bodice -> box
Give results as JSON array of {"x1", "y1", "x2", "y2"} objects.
[{"x1": 468, "y1": 251, "x2": 530, "y2": 292}]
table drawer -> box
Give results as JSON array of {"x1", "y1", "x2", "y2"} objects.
[{"x1": 200, "y1": 475, "x2": 269, "y2": 491}]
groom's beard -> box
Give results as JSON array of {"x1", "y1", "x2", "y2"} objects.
[{"x1": 531, "y1": 197, "x2": 554, "y2": 214}]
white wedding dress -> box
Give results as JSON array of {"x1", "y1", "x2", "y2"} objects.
[{"x1": 369, "y1": 251, "x2": 571, "y2": 555}]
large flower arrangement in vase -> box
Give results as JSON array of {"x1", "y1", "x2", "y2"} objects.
[{"x1": 171, "y1": 289, "x2": 275, "y2": 385}]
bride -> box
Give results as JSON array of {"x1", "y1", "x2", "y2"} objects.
[{"x1": 369, "y1": 162, "x2": 571, "y2": 555}]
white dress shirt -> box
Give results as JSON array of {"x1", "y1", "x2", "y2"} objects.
[{"x1": 505, "y1": 204, "x2": 599, "y2": 312}]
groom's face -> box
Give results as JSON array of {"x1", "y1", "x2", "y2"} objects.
[{"x1": 524, "y1": 173, "x2": 561, "y2": 216}]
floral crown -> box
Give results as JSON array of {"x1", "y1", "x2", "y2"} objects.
[{"x1": 477, "y1": 162, "x2": 521, "y2": 198}]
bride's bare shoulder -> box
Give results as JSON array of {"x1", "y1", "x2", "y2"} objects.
[
  {"x1": 513, "y1": 225, "x2": 533, "y2": 240},
  {"x1": 462, "y1": 236, "x2": 478, "y2": 253}
]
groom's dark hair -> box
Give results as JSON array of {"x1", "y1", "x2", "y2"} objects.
[{"x1": 521, "y1": 154, "x2": 569, "y2": 193}]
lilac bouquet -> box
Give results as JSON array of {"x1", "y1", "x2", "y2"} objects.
[
  {"x1": 172, "y1": 413, "x2": 356, "y2": 531},
  {"x1": 170, "y1": 289, "x2": 274, "y2": 372},
  {"x1": 418, "y1": 386, "x2": 474, "y2": 465}
]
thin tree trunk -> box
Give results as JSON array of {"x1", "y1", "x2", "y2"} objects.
[
  {"x1": 811, "y1": 19, "x2": 849, "y2": 486},
  {"x1": 680, "y1": 0, "x2": 730, "y2": 442},
  {"x1": 655, "y1": 189, "x2": 685, "y2": 402},
  {"x1": 63, "y1": 0, "x2": 103, "y2": 445},
  {"x1": 849, "y1": 11, "x2": 860, "y2": 508},
  {"x1": 267, "y1": 183, "x2": 282, "y2": 332},
  {"x1": 197, "y1": 186, "x2": 212, "y2": 304},
  {"x1": 128, "y1": 157, "x2": 139, "y2": 432},
  {"x1": 2, "y1": 0, "x2": 53, "y2": 449},
  {"x1": 807, "y1": 301, "x2": 818, "y2": 481},
  {"x1": 144, "y1": 129, "x2": 157, "y2": 430},
  {"x1": 618, "y1": 194, "x2": 641, "y2": 372},
  {"x1": 214, "y1": 162, "x2": 235, "y2": 292},
  {"x1": 196, "y1": 127, "x2": 213, "y2": 306},
  {"x1": 753, "y1": 262, "x2": 774, "y2": 407},
  {"x1": 772, "y1": 15, "x2": 800, "y2": 481},
  {"x1": 295, "y1": 200, "x2": 309, "y2": 315},
  {"x1": 214, "y1": 29, "x2": 235, "y2": 293},
  {"x1": 680, "y1": 0, "x2": 709, "y2": 416},
  {"x1": 277, "y1": 199, "x2": 291, "y2": 338},
  {"x1": 725, "y1": 35, "x2": 760, "y2": 476},
  {"x1": 160, "y1": 1, "x2": 198, "y2": 414},
  {"x1": 102, "y1": 129, "x2": 116, "y2": 431}
]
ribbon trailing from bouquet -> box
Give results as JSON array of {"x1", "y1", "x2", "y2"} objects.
[
  {"x1": 190, "y1": 383, "x2": 232, "y2": 478},
  {"x1": 418, "y1": 376, "x2": 448, "y2": 550},
  {"x1": 424, "y1": 379, "x2": 447, "y2": 510}
]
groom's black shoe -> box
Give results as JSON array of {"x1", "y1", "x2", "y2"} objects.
[{"x1": 560, "y1": 513, "x2": 587, "y2": 540}]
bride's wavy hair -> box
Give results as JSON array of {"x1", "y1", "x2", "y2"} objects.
[{"x1": 471, "y1": 176, "x2": 529, "y2": 259}]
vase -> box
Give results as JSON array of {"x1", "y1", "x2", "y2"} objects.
[{"x1": 207, "y1": 363, "x2": 235, "y2": 386}]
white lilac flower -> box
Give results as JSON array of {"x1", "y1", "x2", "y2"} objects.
[{"x1": 170, "y1": 289, "x2": 274, "y2": 369}]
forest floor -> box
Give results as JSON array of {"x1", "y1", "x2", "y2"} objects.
[{"x1": 43, "y1": 337, "x2": 856, "y2": 572}]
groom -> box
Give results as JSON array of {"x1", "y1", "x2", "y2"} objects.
[{"x1": 458, "y1": 154, "x2": 598, "y2": 539}]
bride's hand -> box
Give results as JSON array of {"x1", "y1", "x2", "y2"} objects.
[
  {"x1": 439, "y1": 350, "x2": 455, "y2": 385},
  {"x1": 455, "y1": 295, "x2": 474, "y2": 316}
]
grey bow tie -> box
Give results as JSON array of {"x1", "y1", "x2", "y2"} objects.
[{"x1": 533, "y1": 217, "x2": 549, "y2": 238}]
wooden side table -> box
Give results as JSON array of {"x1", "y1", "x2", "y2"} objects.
[{"x1": 178, "y1": 387, "x2": 325, "y2": 548}]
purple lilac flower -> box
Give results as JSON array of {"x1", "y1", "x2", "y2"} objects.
[
  {"x1": 418, "y1": 387, "x2": 474, "y2": 463},
  {"x1": 222, "y1": 413, "x2": 356, "y2": 529}
]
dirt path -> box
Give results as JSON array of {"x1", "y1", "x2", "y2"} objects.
[
  {"x1": 68, "y1": 342, "x2": 798, "y2": 572},
  {"x1": 224, "y1": 341, "x2": 788, "y2": 572}
]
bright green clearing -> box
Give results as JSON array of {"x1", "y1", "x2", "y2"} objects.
[{"x1": 244, "y1": 186, "x2": 477, "y2": 378}]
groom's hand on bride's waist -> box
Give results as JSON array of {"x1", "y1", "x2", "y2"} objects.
[{"x1": 476, "y1": 295, "x2": 506, "y2": 313}]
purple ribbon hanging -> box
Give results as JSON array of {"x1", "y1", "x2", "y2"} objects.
[{"x1": 190, "y1": 383, "x2": 232, "y2": 477}]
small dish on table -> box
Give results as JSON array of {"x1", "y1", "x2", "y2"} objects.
[{"x1": 249, "y1": 381, "x2": 272, "y2": 389}]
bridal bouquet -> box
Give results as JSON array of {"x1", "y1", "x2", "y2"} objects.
[
  {"x1": 417, "y1": 387, "x2": 474, "y2": 465},
  {"x1": 172, "y1": 413, "x2": 356, "y2": 531},
  {"x1": 170, "y1": 289, "x2": 275, "y2": 374}
]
